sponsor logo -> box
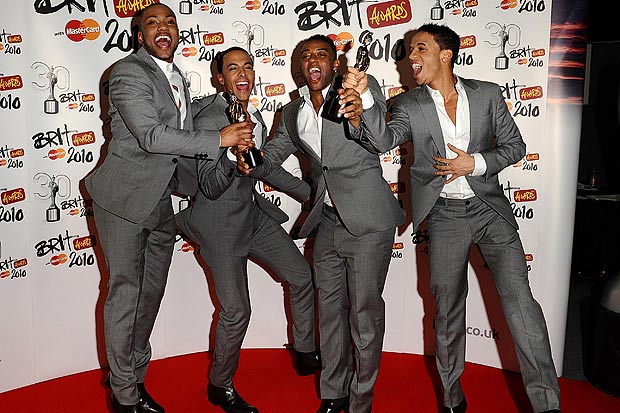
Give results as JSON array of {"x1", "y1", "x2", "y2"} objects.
[
  {"x1": 519, "y1": 86, "x2": 543, "y2": 100},
  {"x1": 392, "y1": 242, "x2": 404, "y2": 249},
  {"x1": 388, "y1": 86, "x2": 407, "y2": 98},
  {"x1": 113, "y1": 0, "x2": 159, "y2": 18},
  {"x1": 10, "y1": 148, "x2": 25, "y2": 158},
  {"x1": 47, "y1": 148, "x2": 66, "y2": 160},
  {"x1": 244, "y1": 0, "x2": 261, "y2": 11},
  {"x1": 467, "y1": 326, "x2": 500, "y2": 340},
  {"x1": 1, "y1": 188, "x2": 25, "y2": 205},
  {"x1": 274, "y1": 49, "x2": 286, "y2": 57},
  {"x1": 367, "y1": 0, "x2": 412, "y2": 29},
  {"x1": 263, "y1": 183, "x2": 275, "y2": 192},
  {"x1": 50, "y1": 253, "x2": 68, "y2": 266},
  {"x1": 525, "y1": 253, "x2": 534, "y2": 262},
  {"x1": 526, "y1": 153, "x2": 540, "y2": 161},
  {"x1": 203, "y1": 32, "x2": 224, "y2": 46},
  {"x1": 532, "y1": 48, "x2": 545, "y2": 57},
  {"x1": 499, "y1": 0, "x2": 518, "y2": 10},
  {"x1": 389, "y1": 182, "x2": 406, "y2": 194},
  {"x1": 181, "y1": 47, "x2": 198, "y2": 57},
  {"x1": 82, "y1": 93, "x2": 96, "y2": 102},
  {"x1": 7, "y1": 34, "x2": 22, "y2": 43},
  {"x1": 265, "y1": 83, "x2": 285, "y2": 97},
  {"x1": 460, "y1": 35, "x2": 476, "y2": 49},
  {"x1": 327, "y1": 32, "x2": 354, "y2": 52},
  {"x1": 65, "y1": 19, "x2": 101, "y2": 42},
  {"x1": 0, "y1": 75, "x2": 23, "y2": 91},
  {"x1": 465, "y1": 0, "x2": 479, "y2": 6},
  {"x1": 513, "y1": 189, "x2": 537, "y2": 202},
  {"x1": 72, "y1": 131, "x2": 96, "y2": 146},
  {"x1": 181, "y1": 242, "x2": 195, "y2": 253},
  {"x1": 73, "y1": 235, "x2": 96, "y2": 250}
]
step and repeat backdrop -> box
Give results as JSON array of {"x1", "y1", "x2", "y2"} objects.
[{"x1": 1, "y1": 0, "x2": 581, "y2": 393}]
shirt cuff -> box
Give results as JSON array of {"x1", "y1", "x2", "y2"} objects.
[
  {"x1": 226, "y1": 147, "x2": 237, "y2": 163},
  {"x1": 471, "y1": 153, "x2": 487, "y2": 176},
  {"x1": 361, "y1": 89, "x2": 375, "y2": 110}
]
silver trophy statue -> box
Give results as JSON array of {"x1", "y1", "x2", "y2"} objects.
[
  {"x1": 46, "y1": 176, "x2": 60, "y2": 222},
  {"x1": 322, "y1": 31, "x2": 374, "y2": 123},
  {"x1": 45, "y1": 67, "x2": 59, "y2": 114},
  {"x1": 430, "y1": 0, "x2": 444, "y2": 21},
  {"x1": 226, "y1": 91, "x2": 262, "y2": 167},
  {"x1": 495, "y1": 25, "x2": 510, "y2": 70}
]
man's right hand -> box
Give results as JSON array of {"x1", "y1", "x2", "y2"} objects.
[{"x1": 220, "y1": 121, "x2": 256, "y2": 148}]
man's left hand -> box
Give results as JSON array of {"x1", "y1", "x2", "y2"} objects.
[{"x1": 432, "y1": 143, "x2": 475, "y2": 184}]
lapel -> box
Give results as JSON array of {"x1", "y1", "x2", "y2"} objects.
[
  {"x1": 460, "y1": 78, "x2": 481, "y2": 153},
  {"x1": 286, "y1": 99, "x2": 321, "y2": 163},
  {"x1": 416, "y1": 86, "x2": 446, "y2": 157},
  {"x1": 136, "y1": 47, "x2": 191, "y2": 130},
  {"x1": 252, "y1": 109, "x2": 269, "y2": 149}
]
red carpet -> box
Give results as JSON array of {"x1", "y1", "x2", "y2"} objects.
[{"x1": 1, "y1": 350, "x2": 618, "y2": 412}]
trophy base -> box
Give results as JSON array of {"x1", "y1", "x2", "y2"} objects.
[
  {"x1": 495, "y1": 56, "x2": 509, "y2": 70},
  {"x1": 44, "y1": 99, "x2": 59, "y2": 114},
  {"x1": 243, "y1": 147, "x2": 263, "y2": 168},
  {"x1": 46, "y1": 207, "x2": 60, "y2": 222}
]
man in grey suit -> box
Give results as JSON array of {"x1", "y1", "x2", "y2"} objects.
[
  {"x1": 85, "y1": 5, "x2": 253, "y2": 413},
  {"x1": 352, "y1": 23, "x2": 561, "y2": 413},
  {"x1": 239, "y1": 35, "x2": 405, "y2": 413},
  {"x1": 175, "y1": 47, "x2": 320, "y2": 413}
]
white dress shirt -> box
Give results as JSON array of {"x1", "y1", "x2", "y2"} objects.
[
  {"x1": 151, "y1": 56, "x2": 186, "y2": 128},
  {"x1": 426, "y1": 77, "x2": 486, "y2": 199}
]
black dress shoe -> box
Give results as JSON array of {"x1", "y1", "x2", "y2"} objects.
[
  {"x1": 112, "y1": 396, "x2": 148, "y2": 413},
  {"x1": 137, "y1": 383, "x2": 165, "y2": 413},
  {"x1": 443, "y1": 398, "x2": 467, "y2": 413},
  {"x1": 294, "y1": 349, "x2": 322, "y2": 376},
  {"x1": 318, "y1": 397, "x2": 349, "y2": 413},
  {"x1": 207, "y1": 383, "x2": 258, "y2": 413}
]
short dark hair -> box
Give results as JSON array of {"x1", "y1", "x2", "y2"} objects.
[
  {"x1": 415, "y1": 23, "x2": 460, "y2": 67},
  {"x1": 301, "y1": 34, "x2": 337, "y2": 60},
  {"x1": 136, "y1": 3, "x2": 175, "y2": 33},
  {"x1": 215, "y1": 46, "x2": 252, "y2": 74}
]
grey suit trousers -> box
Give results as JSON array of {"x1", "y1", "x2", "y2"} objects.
[
  {"x1": 93, "y1": 189, "x2": 175, "y2": 405},
  {"x1": 204, "y1": 204, "x2": 315, "y2": 387},
  {"x1": 313, "y1": 206, "x2": 395, "y2": 413},
  {"x1": 427, "y1": 196, "x2": 560, "y2": 412}
]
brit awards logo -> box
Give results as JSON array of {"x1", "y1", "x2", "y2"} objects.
[{"x1": 31, "y1": 62, "x2": 70, "y2": 114}]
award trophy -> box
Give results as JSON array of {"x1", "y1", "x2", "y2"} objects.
[
  {"x1": 430, "y1": 0, "x2": 444, "y2": 20},
  {"x1": 44, "y1": 67, "x2": 59, "y2": 114},
  {"x1": 322, "y1": 32, "x2": 373, "y2": 123},
  {"x1": 179, "y1": 0, "x2": 192, "y2": 14},
  {"x1": 46, "y1": 176, "x2": 60, "y2": 222},
  {"x1": 495, "y1": 25, "x2": 509, "y2": 70},
  {"x1": 226, "y1": 91, "x2": 262, "y2": 167}
]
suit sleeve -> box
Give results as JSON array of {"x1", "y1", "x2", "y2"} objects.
[
  {"x1": 249, "y1": 116, "x2": 299, "y2": 179},
  {"x1": 196, "y1": 150, "x2": 237, "y2": 200},
  {"x1": 358, "y1": 77, "x2": 411, "y2": 153},
  {"x1": 109, "y1": 60, "x2": 221, "y2": 159},
  {"x1": 479, "y1": 85, "x2": 526, "y2": 177},
  {"x1": 263, "y1": 167, "x2": 310, "y2": 202}
]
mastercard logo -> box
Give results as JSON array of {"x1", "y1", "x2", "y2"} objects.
[
  {"x1": 245, "y1": 0, "x2": 261, "y2": 10},
  {"x1": 181, "y1": 47, "x2": 198, "y2": 57},
  {"x1": 0, "y1": 271, "x2": 10, "y2": 278},
  {"x1": 200, "y1": 5, "x2": 209, "y2": 11},
  {"x1": 452, "y1": 9, "x2": 462, "y2": 15},
  {"x1": 327, "y1": 32, "x2": 354, "y2": 52},
  {"x1": 65, "y1": 19, "x2": 101, "y2": 42},
  {"x1": 506, "y1": 101, "x2": 513, "y2": 111},
  {"x1": 68, "y1": 103, "x2": 79, "y2": 110},
  {"x1": 0, "y1": 159, "x2": 6, "y2": 167},
  {"x1": 499, "y1": 0, "x2": 517, "y2": 9},
  {"x1": 250, "y1": 97, "x2": 259, "y2": 108},
  {"x1": 262, "y1": 57, "x2": 271, "y2": 64},
  {"x1": 69, "y1": 209, "x2": 80, "y2": 216},
  {"x1": 518, "y1": 58, "x2": 527, "y2": 65},
  {"x1": 50, "y1": 254, "x2": 68, "y2": 266},
  {"x1": 181, "y1": 242, "x2": 195, "y2": 253},
  {"x1": 382, "y1": 155, "x2": 393, "y2": 162},
  {"x1": 48, "y1": 148, "x2": 66, "y2": 160}
]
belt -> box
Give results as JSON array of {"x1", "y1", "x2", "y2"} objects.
[{"x1": 436, "y1": 196, "x2": 477, "y2": 206}]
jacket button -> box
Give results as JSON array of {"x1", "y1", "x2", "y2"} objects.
[
  {"x1": 322, "y1": 166, "x2": 328, "y2": 171},
  {"x1": 172, "y1": 158, "x2": 178, "y2": 163}
]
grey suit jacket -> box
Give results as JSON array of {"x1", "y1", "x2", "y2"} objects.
[
  {"x1": 252, "y1": 74, "x2": 405, "y2": 238},
  {"x1": 85, "y1": 47, "x2": 221, "y2": 223},
  {"x1": 175, "y1": 93, "x2": 310, "y2": 255},
  {"x1": 361, "y1": 77, "x2": 525, "y2": 232}
]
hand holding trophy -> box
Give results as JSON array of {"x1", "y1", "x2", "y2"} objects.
[
  {"x1": 226, "y1": 90, "x2": 263, "y2": 167},
  {"x1": 322, "y1": 31, "x2": 373, "y2": 123}
]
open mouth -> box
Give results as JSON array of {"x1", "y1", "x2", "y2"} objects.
[
  {"x1": 308, "y1": 67, "x2": 321, "y2": 82},
  {"x1": 155, "y1": 34, "x2": 172, "y2": 49},
  {"x1": 235, "y1": 80, "x2": 250, "y2": 92},
  {"x1": 412, "y1": 63, "x2": 422, "y2": 77}
]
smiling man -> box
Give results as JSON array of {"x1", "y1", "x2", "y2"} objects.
[
  {"x1": 238, "y1": 34, "x2": 405, "y2": 413},
  {"x1": 85, "y1": 4, "x2": 253, "y2": 413},
  {"x1": 175, "y1": 46, "x2": 321, "y2": 413}
]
